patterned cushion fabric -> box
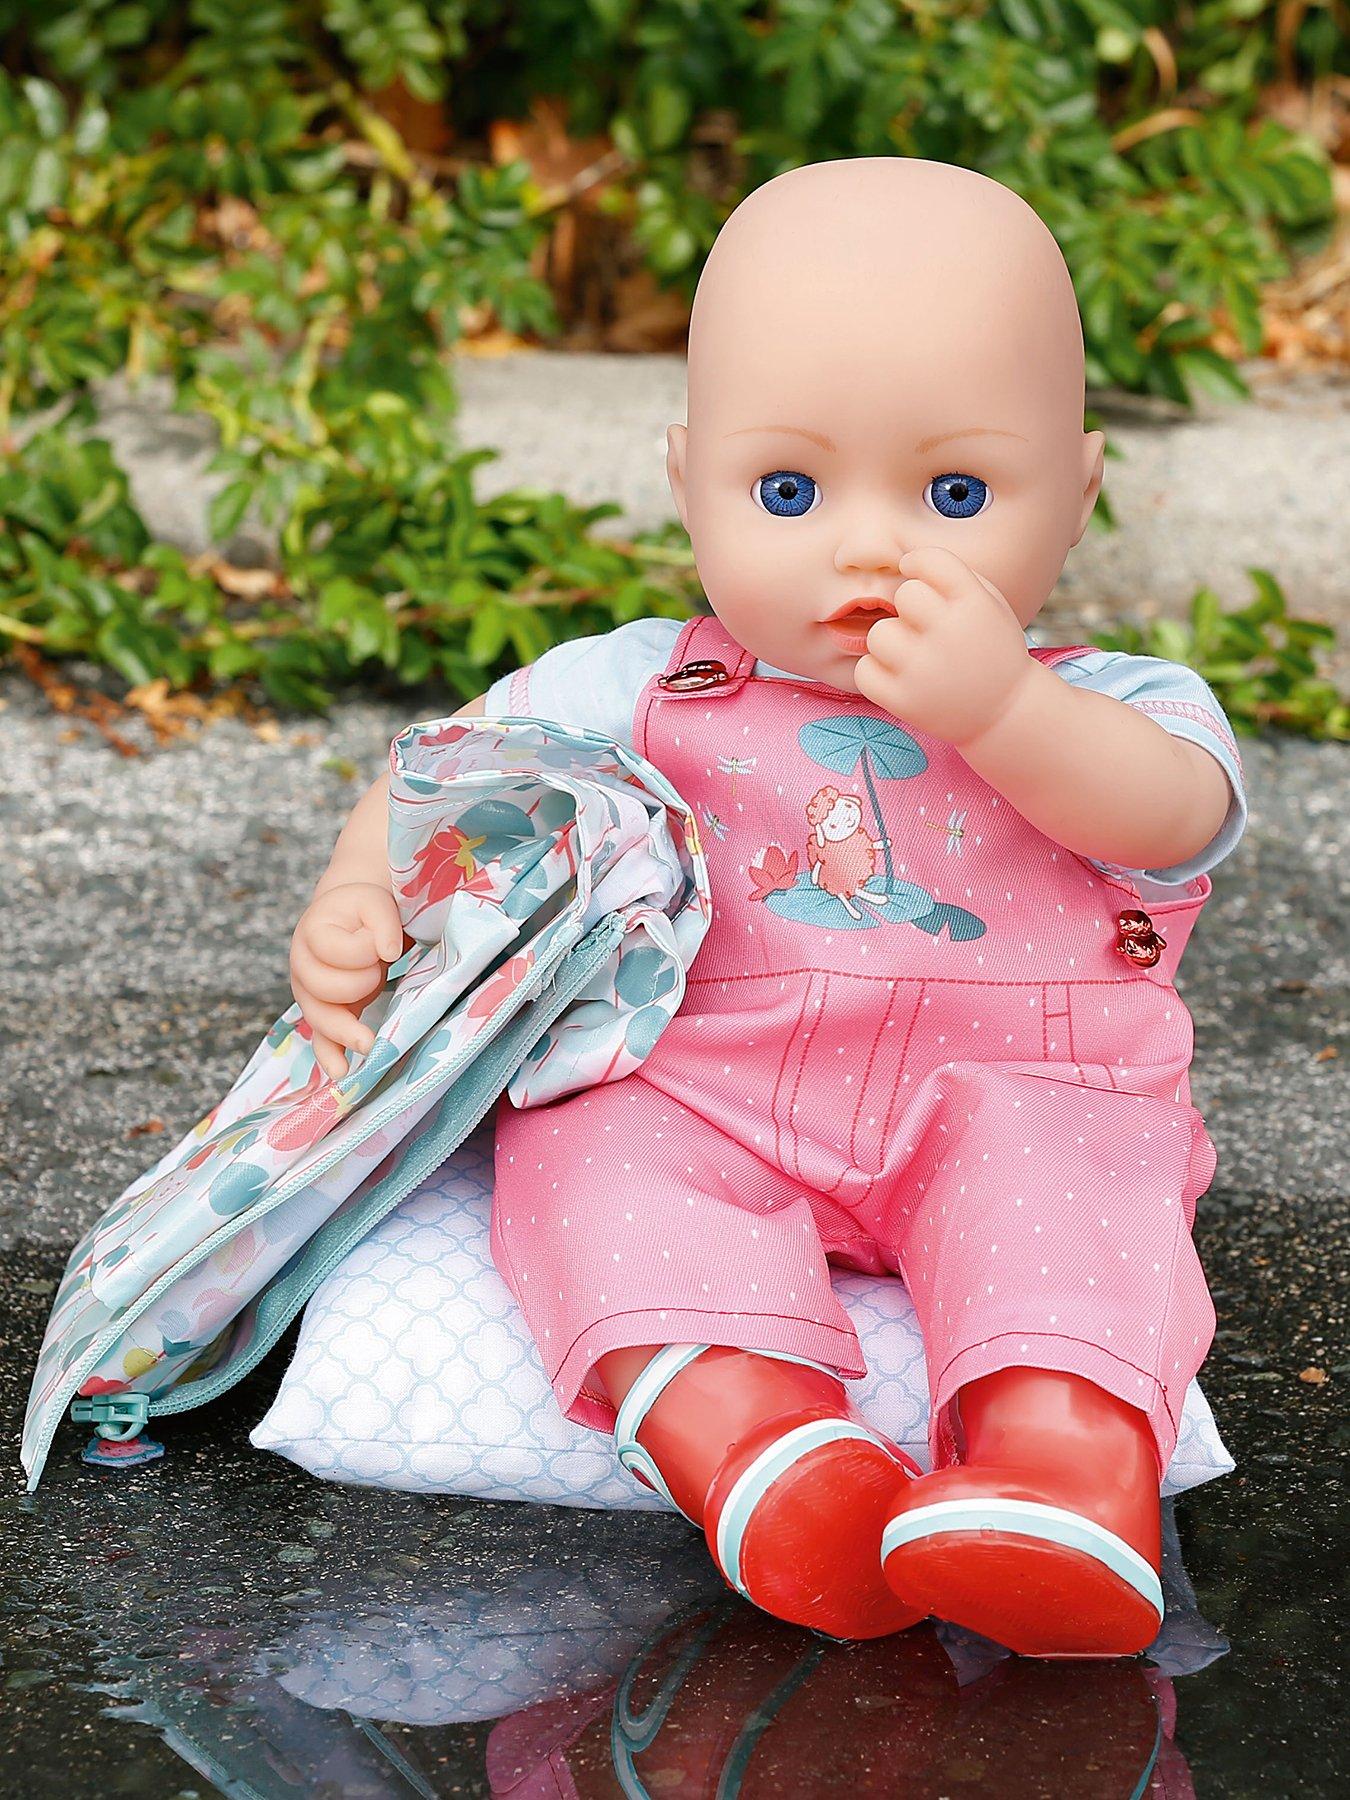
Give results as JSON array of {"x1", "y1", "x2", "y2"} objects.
[{"x1": 252, "y1": 1123, "x2": 1235, "y2": 1505}]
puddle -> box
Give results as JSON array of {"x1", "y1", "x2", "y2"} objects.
[{"x1": 3, "y1": 1223, "x2": 1346, "y2": 1796}]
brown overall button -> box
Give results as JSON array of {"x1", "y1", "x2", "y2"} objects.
[
  {"x1": 1115, "y1": 908, "x2": 1166, "y2": 969},
  {"x1": 657, "y1": 658, "x2": 732, "y2": 693}
]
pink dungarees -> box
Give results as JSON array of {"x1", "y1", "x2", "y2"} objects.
[{"x1": 491, "y1": 616, "x2": 1218, "y2": 1470}]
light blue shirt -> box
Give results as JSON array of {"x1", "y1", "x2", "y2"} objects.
[{"x1": 484, "y1": 616, "x2": 1247, "y2": 886}]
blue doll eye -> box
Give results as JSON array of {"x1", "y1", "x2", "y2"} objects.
[
  {"x1": 753, "y1": 471, "x2": 821, "y2": 518},
  {"x1": 924, "y1": 472, "x2": 991, "y2": 520}
]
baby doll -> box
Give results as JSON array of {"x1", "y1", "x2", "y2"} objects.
[{"x1": 289, "y1": 159, "x2": 1246, "y2": 1657}]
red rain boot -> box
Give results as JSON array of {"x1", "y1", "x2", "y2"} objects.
[
  {"x1": 879, "y1": 1367, "x2": 1164, "y2": 1657},
  {"x1": 600, "y1": 1342, "x2": 927, "y2": 1641}
]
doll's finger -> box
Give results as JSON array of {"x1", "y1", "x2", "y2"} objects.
[
  {"x1": 971, "y1": 566, "x2": 1008, "y2": 606},
  {"x1": 291, "y1": 980, "x2": 376, "y2": 1056},
  {"x1": 861, "y1": 617, "x2": 908, "y2": 668},
  {"x1": 306, "y1": 917, "x2": 388, "y2": 970},
  {"x1": 889, "y1": 580, "x2": 945, "y2": 631},
  {"x1": 897, "y1": 545, "x2": 978, "y2": 595},
  {"x1": 320, "y1": 886, "x2": 400, "y2": 958},
  {"x1": 309, "y1": 1032, "x2": 350, "y2": 1082},
  {"x1": 853, "y1": 653, "x2": 893, "y2": 706},
  {"x1": 290, "y1": 937, "x2": 382, "y2": 1004},
  {"x1": 351, "y1": 891, "x2": 406, "y2": 964}
]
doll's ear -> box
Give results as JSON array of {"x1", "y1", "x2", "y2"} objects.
[
  {"x1": 1072, "y1": 428, "x2": 1106, "y2": 545},
  {"x1": 666, "y1": 423, "x2": 690, "y2": 532}
]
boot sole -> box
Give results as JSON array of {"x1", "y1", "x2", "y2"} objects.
[
  {"x1": 713, "y1": 1422, "x2": 925, "y2": 1642},
  {"x1": 881, "y1": 1498, "x2": 1163, "y2": 1658}
]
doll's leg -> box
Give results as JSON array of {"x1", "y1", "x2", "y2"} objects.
[
  {"x1": 491, "y1": 1076, "x2": 924, "y2": 1639},
  {"x1": 875, "y1": 1068, "x2": 1216, "y2": 1656},
  {"x1": 600, "y1": 1341, "x2": 925, "y2": 1641},
  {"x1": 490, "y1": 1075, "x2": 869, "y2": 1432}
]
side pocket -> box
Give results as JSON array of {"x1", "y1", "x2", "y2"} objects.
[{"x1": 1065, "y1": 976, "x2": 1197, "y2": 1098}]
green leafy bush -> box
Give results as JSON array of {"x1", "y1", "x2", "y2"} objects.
[
  {"x1": 0, "y1": 2, "x2": 1343, "y2": 720},
  {"x1": 480, "y1": 0, "x2": 1338, "y2": 402},
  {"x1": 1091, "y1": 570, "x2": 1348, "y2": 742},
  {"x1": 0, "y1": 424, "x2": 698, "y2": 709}
]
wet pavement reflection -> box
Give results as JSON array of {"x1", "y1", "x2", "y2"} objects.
[{"x1": 2, "y1": 1202, "x2": 1346, "y2": 1796}]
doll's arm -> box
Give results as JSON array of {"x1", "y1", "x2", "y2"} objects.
[
  {"x1": 292, "y1": 693, "x2": 486, "y2": 1077},
  {"x1": 856, "y1": 549, "x2": 1232, "y2": 877},
  {"x1": 957, "y1": 663, "x2": 1231, "y2": 876}
]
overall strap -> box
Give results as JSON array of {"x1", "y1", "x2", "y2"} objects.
[
  {"x1": 633, "y1": 613, "x2": 757, "y2": 754},
  {"x1": 654, "y1": 615, "x2": 756, "y2": 698},
  {"x1": 655, "y1": 628, "x2": 1094, "y2": 688},
  {"x1": 1031, "y1": 644, "x2": 1096, "y2": 670}
]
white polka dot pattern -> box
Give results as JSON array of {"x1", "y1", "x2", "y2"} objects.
[{"x1": 251, "y1": 1125, "x2": 1234, "y2": 1503}]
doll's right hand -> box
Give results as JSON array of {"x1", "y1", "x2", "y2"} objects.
[{"x1": 289, "y1": 881, "x2": 407, "y2": 1081}]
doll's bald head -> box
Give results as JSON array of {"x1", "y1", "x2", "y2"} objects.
[
  {"x1": 686, "y1": 158, "x2": 1088, "y2": 430},
  {"x1": 666, "y1": 157, "x2": 1105, "y2": 690}
]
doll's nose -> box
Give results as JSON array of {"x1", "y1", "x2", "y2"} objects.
[{"x1": 832, "y1": 518, "x2": 904, "y2": 577}]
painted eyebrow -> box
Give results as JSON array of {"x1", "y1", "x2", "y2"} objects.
[
  {"x1": 914, "y1": 427, "x2": 1028, "y2": 452},
  {"x1": 725, "y1": 425, "x2": 837, "y2": 451},
  {"x1": 725, "y1": 424, "x2": 1027, "y2": 454}
]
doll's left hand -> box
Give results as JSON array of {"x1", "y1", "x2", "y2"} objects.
[{"x1": 854, "y1": 547, "x2": 1034, "y2": 747}]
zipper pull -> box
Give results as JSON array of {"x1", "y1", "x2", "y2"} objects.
[{"x1": 71, "y1": 1393, "x2": 165, "y2": 1469}]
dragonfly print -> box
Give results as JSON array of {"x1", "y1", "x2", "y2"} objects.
[
  {"x1": 700, "y1": 804, "x2": 730, "y2": 842},
  {"x1": 924, "y1": 807, "x2": 968, "y2": 856},
  {"x1": 716, "y1": 752, "x2": 758, "y2": 799}
]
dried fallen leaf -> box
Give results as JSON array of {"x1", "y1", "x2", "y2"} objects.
[
  {"x1": 458, "y1": 326, "x2": 536, "y2": 357},
  {"x1": 14, "y1": 644, "x2": 142, "y2": 757},
  {"x1": 1299, "y1": 1367, "x2": 1328, "y2": 1385},
  {"x1": 1315, "y1": 1046, "x2": 1339, "y2": 1062},
  {"x1": 124, "y1": 678, "x2": 211, "y2": 745},
  {"x1": 212, "y1": 561, "x2": 287, "y2": 602},
  {"x1": 128, "y1": 1118, "x2": 166, "y2": 1138}
]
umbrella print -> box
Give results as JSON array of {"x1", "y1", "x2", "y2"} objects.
[
  {"x1": 754, "y1": 713, "x2": 986, "y2": 942},
  {"x1": 798, "y1": 715, "x2": 927, "y2": 888}
]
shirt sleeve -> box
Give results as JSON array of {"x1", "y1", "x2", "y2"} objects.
[
  {"x1": 481, "y1": 616, "x2": 684, "y2": 751},
  {"x1": 1049, "y1": 649, "x2": 1248, "y2": 885}
]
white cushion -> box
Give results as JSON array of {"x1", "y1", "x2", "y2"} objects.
[{"x1": 252, "y1": 1123, "x2": 1234, "y2": 1504}]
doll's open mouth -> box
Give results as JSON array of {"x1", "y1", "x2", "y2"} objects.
[{"x1": 822, "y1": 598, "x2": 896, "y2": 651}]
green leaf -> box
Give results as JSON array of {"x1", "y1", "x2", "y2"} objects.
[
  {"x1": 1149, "y1": 619, "x2": 1193, "y2": 664},
  {"x1": 25, "y1": 148, "x2": 65, "y2": 216},
  {"x1": 467, "y1": 603, "x2": 510, "y2": 664},
  {"x1": 21, "y1": 78, "x2": 67, "y2": 141},
  {"x1": 645, "y1": 82, "x2": 691, "y2": 153},
  {"x1": 209, "y1": 480, "x2": 254, "y2": 542}
]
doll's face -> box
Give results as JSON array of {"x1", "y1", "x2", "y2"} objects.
[{"x1": 666, "y1": 160, "x2": 1106, "y2": 692}]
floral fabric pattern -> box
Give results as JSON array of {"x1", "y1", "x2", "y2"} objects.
[{"x1": 22, "y1": 717, "x2": 710, "y2": 1488}]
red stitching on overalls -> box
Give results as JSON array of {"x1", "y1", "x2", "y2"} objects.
[
  {"x1": 770, "y1": 973, "x2": 818, "y2": 1178},
  {"x1": 686, "y1": 969, "x2": 1157, "y2": 992},
  {"x1": 850, "y1": 983, "x2": 901, "y2": 1168},
  {"x1": 876, "y1": 980, "x2": 927, "y2": 1166}
]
